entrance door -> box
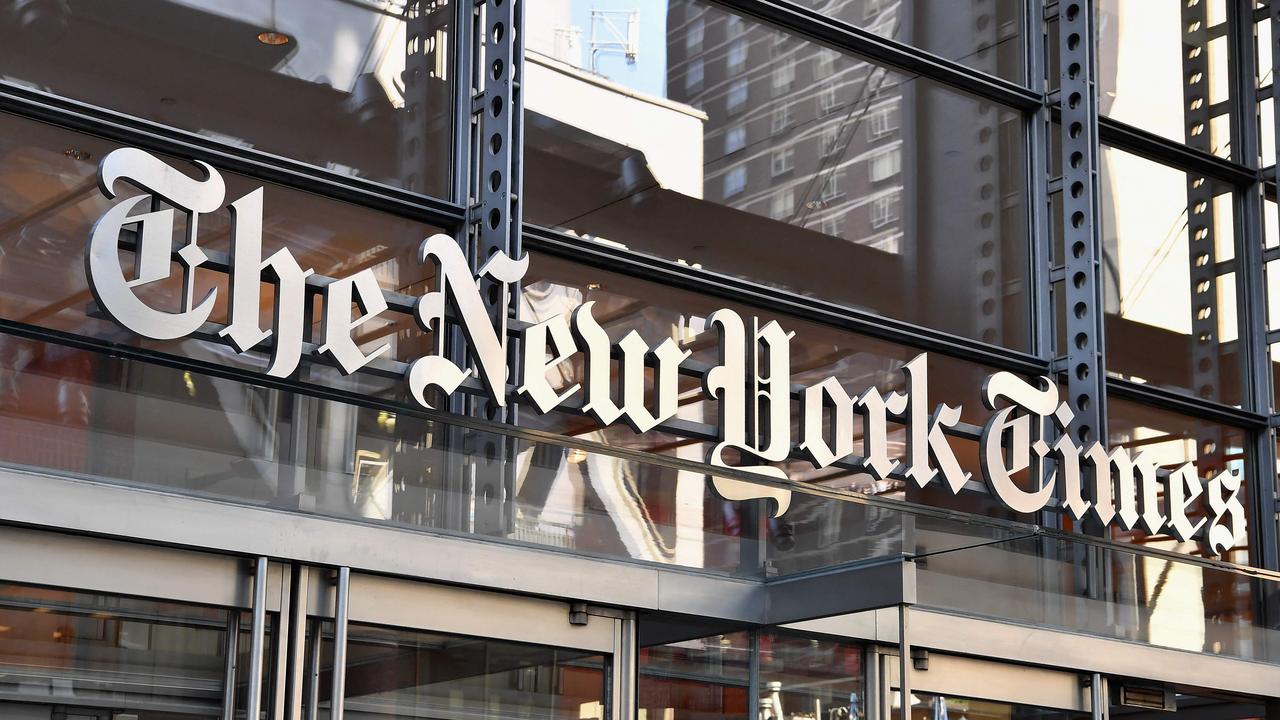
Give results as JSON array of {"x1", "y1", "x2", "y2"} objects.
[
  {"x1": 880, "y1": 649, "x2": 1093, "y2": 720},
  {"x1": 0, "y1": 526, "x2": 284, "y2": 720},
  {"x1": 293, "y1": 568, "x2": 631, "y2": 720}
]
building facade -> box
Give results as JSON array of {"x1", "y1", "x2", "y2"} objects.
[{"x1": 0, "y1": 0, "x2": 1277, "y2": 719}]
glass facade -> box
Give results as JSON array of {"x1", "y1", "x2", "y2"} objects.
[
  {"x1": 524, "y1": 0, "x2": 1030, "y2": 348},
  {"x1": 0, "y1": 0, "x2": 1279, "y2": 719}
]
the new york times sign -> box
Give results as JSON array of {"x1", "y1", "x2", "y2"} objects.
[{"x1": 85, "y1": 149, "x2": 1248, "y2": 555}]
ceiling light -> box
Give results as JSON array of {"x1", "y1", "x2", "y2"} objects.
[{"x1": 257, "y1": 31, "x2": 290, "y2": 46}]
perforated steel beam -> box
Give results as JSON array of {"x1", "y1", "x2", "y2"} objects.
[
  {"x1": 466, "y1": 0, "x2": 524, "y2": 535},
  {"x1": 1055, "y1": 1, "x2": 1107, "y2": 459}
]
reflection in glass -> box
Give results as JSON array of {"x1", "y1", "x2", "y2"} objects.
[
  {"x1": 638, "y1": 630, "x2": 863, "y2": 720},
  {"x1": 521, "y1": 252, "x2": 1029, "y2": 527},
  {"x1": 308, "y1": 623, "x2": 606, "y2": 720},
  {"x1": 1106, "y1": 397, "x2": 1250, "y2": 563},
  {"x1": 891, "y1": 693, "x2": 1086, "y2": 720},
  {"x1": 915, "y1": 532, "x2": 1279, "y2": 663},
  {"x1": 639, "y1": 631, "x2": 750, "y2": 720},
  {"x1": 0, "y1": 112, "x2": 444, "y2": 380},
  {"x1": 0, "y1": 583, "x2": 261, "y2": 719},
  {"x1": 1097, "y1": 0, "x2": 1232, "y2": 159},
  {"x1": 1260, "y1": 19, "x2": 1274, "y2": 90},
  {"x1": 0, "y1": 336, "x2": 748, "y2": 574},
  {"x1": 1099, "y1": 146, "x2": 1242, "y2": 405},
  {"x1": 783, "y1": 0, "x2": 1024, "y2": 82},
  {"x1": 523, "y1": 0, "x2": 1030, "y2": 348},
  {"x1": 758, "y1": 633, "x2": 864, "y2": 720},
  {"x1": 0, "y1": 0, "x2": 454, "y2": 197}
]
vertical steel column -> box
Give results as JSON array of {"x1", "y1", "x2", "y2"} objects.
[
  {"x1": 1029, "y1": 0, "x2": 1055, "y2": 362},
  {"x1": 1056, "y1": 0, "x2": 1107, "y2": 502},
  {"x1": 466, "y1": 0, "x2": 524, "y2": 537},
  {"x1": 611, "y1": 613, "x2": 638, "y2": 720},
  {"x1": 1183, "y1": 0, "x2": 1229, "y2": 512},
  {"x1": 1238, "y1": 0, "x2": 1280, "y2": 575},
  {"x1": 245, "y1": 557, "x2": 269, "y2": 720},
  {"x1": 271, "y1": 563, "x2": 291, "y2": 720},
  {"x1": 1055, "y1": 0, "x2": 1110, "y2": 615},
  {"x1": 747, "y1": 630, "x2": 761, "y2": 720},
  {"x1": 1090, "y1": 673, "x2": 1109, "y2": 720},
  {"x1": 221, "y1": 612, "x2": 240, "y2": 720},
  {"x1": 330, "y1": 567, "x2": 351, "y2": 720},
  {"x1": 305, "y1": 617, "x2": 322, "y2": 720},
  {"x1": 1265, "y1": 0, "x2": 1280, "y2": 580},
  {"x1": 400, "y1": 0, "x2": 453, "y2": 196},
  {"x1": 971, "y1": 0, "x2": 1005, "y2": 349},
  {"x1": 897, "y1": 605, "x2": 911, "y2": 720},
  {"x1": 284, "y1": 565, "x2": 311, "y2": 720},
  {"x1": 864, "y1": 646, "x2": 880, "y2": 720}
]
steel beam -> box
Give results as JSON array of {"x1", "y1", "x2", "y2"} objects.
[
  {"x1": 708, "y1": 0, "x2": 1042, "y2": 111},
  {"x1": 245, "y1": 556, "x2": 269, "y2": 720},
  {"x1": 1054, "y1": 0, "x2": 1107, "y2": 467},
  {"x1": 0, "y1": 83, "x2": 467, "y2": 229},
  {"x1": 1237, "y1": 0, "x2": 1280, "y2": 579}
]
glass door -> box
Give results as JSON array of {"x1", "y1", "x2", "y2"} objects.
[
  {"x1": 295, "y1": 568, "x2": 629, "y2": 720},
  {"x1": 0, "y1": 526, "x2": 282, "y2": 720}
]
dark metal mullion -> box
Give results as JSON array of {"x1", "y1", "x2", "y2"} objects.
[
  {"x1": 522, "y1": 224, "x2": 1050, "y2": 376},
  {"x1": 1231, "y1": 0, "x2": 1280, "y2": 577},
  {"x1": 1055, "y1": 0, "x2": 1107, "y2": 537},
  {"x1": 469, "y1": 0, "x2": 523, "y2": 538},
  {"x1": 1028, "y1": 0, "x2": 1055, "y2": 363},
  {"x1": 1106, "y1": 377, "x2": 1267, "y2": 429},
  {"x1": 452, "y1": 0, "x2": 475, "y2": 207},
  {"x1": 1096, "y1": 114, "x2": 1258, "y2": 188},
  {"x1": 0, "y1": 83, "x2": 467, "y2": 230},
  {"x1": 1030, "y1": 0, "x2": 1062, "y2": 540},
  {"x1": 709, "y1": 0, "x2": 1042, "y2": 111}
]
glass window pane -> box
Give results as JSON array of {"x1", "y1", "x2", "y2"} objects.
[
  {"x1": 759, "y1": 632, "x2": 864, "y2": 720},
  {"x1": 0, "y1": 583, "x2": 263, "y2": 719},
  {"x1": 524, "y1": 0, "x2": 1031, "y2": 349},
  {"x1": 312, "y1": 623, "x2": 606, "y2": 720},
  {"x1": 1262, "y1": 96, "x2": 1276, "y2": 167},
  {"x1": 1098, "y1": 0, "x2": 1233, "y2": 159},
  {"x1": 0, "y1": 112, "x2": 444, "y2": 397},
  {"x1": 0, "y1": 0, "x2": 454, "y2": 197},
  {"x1": 639, "y1": 630, "x2": 750, "y2": 720},
  {"x1": 1259, "y1": 19, "x2": 1273, "y2": 88},
  {"x1": 891, "y1": 692, "x2": 1087, "y2": 720},
  {"x1": 0, "y1": 336, "x2": 755, "y2": 574},
  {"x1": 783, "y1": 0, "x2": 1025, "y2": 83},
  {"x1": 1106, "y1": 397, "x2": 1250, "y2": 565},
  {"x1": 1099, "y1": 146, "x2": 1242, "y2": 405},
  {"x1": 521, "y1": 252, "x2": 1036, "y2": 528}
]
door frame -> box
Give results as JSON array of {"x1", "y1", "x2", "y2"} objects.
[
  {"x1": 878, "y1": 646, "x2": 1094, "y2": 717},
  {"x1": 290, "y1": 565, "x2": 635, "y2": 720},
  {"x1": 0, "y1": 525, "x2": 283, "y2": 720}
]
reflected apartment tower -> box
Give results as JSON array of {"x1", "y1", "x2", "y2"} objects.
[
  {"x1": 665, "y1": 0, "x2": 915, "y2": 253},
  {"x1": 667, "y1": 0, "x2": 904, "y2": 253},
  {"x1": 666, "y1": 0, "x2": 1026, "y2": 347}
]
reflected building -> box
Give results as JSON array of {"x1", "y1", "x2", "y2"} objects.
[{"x1": 657, "y1": 0, "x2": 1027, "y2": 348}]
